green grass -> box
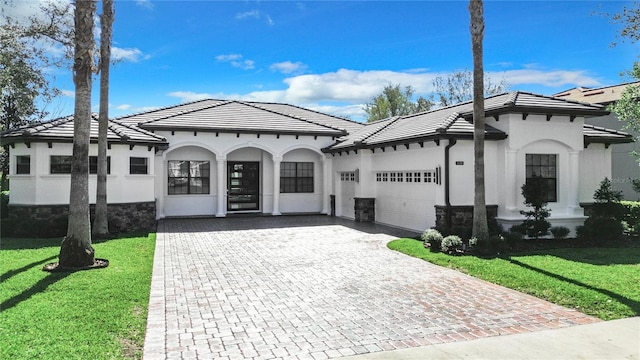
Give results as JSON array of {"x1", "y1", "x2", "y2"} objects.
[
  {"x1": 0, "y1": 234, "x2": 156, "y2": 360},
  {"x1": 388, "y1": 238, "x2": 640, "y2": 321}
]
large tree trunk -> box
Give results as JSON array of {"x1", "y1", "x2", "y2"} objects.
[
  {"x1": 93, "y1": 0, "x2": 114, "y2": 238},
  {"x1": 470, "y1": 0, "x2": 489, "y2": 239},
  {"x1": 59, "y1": 0, "x2": 96, "y2": 267}
]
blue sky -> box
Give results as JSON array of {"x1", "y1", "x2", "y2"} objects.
[{"x1": 11, "y1": 0, "x2": 640, "y2": 122}]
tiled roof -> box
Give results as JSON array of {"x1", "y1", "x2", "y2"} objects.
[
  {"x1": 553, "y1": 82, "x2": 640, "y2": 105},
  {"x1": 325, "y1": 91, "x2": 613, "y2": 152},
  {"x1": 583, "y1": 124, "x2": 634, "y2": 145},
  {"x1": 0, "y1": 114, "x2": 168, "y2": 146},
  {"x1": 117, "y1": 99, "x2": 362, "y2": 136}
]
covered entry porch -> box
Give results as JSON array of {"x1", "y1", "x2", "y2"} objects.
[{"x1": 156, "y1": 143, "x2": 331, "y2": 219}]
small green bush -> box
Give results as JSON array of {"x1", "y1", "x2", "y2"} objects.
[
  {"x1": 503, "y1": 230, "x2": 524, "y2": 248},
  {"x1": 550, "y1": 226, "x2": 571, "y2": 239},
  {"x1": 421, "y1": 228, "x2": 443, "y2": 252},
  {"x1": 621, "y1": 201, "x2": 640, "y2": 235},
  {"x1": 519, "y1": 175, "x2": 551, "y2": 238},
  {"x1": 581, "y1": 178, "x2": 625, "y2": 243},
  {"x1": 0, "y1": 191, "x2": 8, "y2": 219},
  {"x1": 470, "y1": 234, "x2": 509, "y2": 256},
  {"x1": 441, "y1": 235, "x2": 463, "y2": 254}
]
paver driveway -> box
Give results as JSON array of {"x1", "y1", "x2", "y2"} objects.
[{"x1": 143, "y1": 216, "x2": 598, "y2": 360}]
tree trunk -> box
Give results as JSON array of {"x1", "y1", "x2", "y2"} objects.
[
  {"x1": 59, "y1": 0, "x2": 96, "y2": 268},
  {"x1": 93, "y1": 0, "x2": 114, "y2": 238},
  {"x1": 470, "y1": 0, "x2": 489, "y2": 239}
]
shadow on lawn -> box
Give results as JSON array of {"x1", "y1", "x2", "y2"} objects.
[
  {"x1": 0, "y1": 233, "x2": 151, "y2": 250},
  {"x1": 508, "y1": 257, "x2": 640, "y2": 316},
  {"x1": 0, "y1": 255, "x2": 58, "y2": 282},
  {"x1": 0, "y1": 271, "x2": 71, "y2": 312}
]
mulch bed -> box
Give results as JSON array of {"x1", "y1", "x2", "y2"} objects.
[{"x1": 42, "y1": 258, "x2": 109, "y2": 273}]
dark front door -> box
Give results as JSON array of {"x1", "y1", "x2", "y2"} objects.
[{"x1": 227, "y1": 162, "x2": 260, "y2": 211}]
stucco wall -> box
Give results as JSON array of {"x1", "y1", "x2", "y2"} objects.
[
  {"x1": 154, "y1": 131, "x2": 334, "y2": 218},
  {"x1": 8, "y1": 142, "x2": 156, "y2": 205},
  {"x1": 585, "y1": 113, "x2": 640, "y2": 200}
]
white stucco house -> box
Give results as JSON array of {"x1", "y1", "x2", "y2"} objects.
[
  {"x1": 1, "y1": 92, "x2": 633, "y2": 236},
  {"x1": 554, "y1": 82, "x2": 640, "y2": 200}
]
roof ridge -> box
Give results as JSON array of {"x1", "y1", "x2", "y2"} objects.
[
  {"x1": 20, "y1": 115, "x2": 74, "y2": 136},
  {"x1": 138, "y1": 100, "x2": 234, "y2": 126},
  {"x1": 237, "y1": 101, "x2": 347, "y2": 133},
  {"x1": 250, "y1": 100, "x2": 363, "y2": 127},
  {"x1": 583, "y1": 123, "x2": 631, "y2": 136},
  {"x1": 115, "y1": 99, "x2": 222, "y2": 123},
  {"x1": 436, "y1": 112, "x2": 463, "y2": 132},
  {"x1": 353, "y1": 116, "x2": 401, "y2": 144},
  {"x1": 555, "y1": 81, "x2": 640, "y2": 96},
  {"x1": 104, "y1": 117, "x2": 168, "y2": 142}
]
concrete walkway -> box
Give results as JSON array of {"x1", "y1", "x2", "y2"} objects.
[{"x1": 143, "y1": 216, "x2": 635, "y2": 359}]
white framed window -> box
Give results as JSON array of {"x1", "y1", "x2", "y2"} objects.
[
  {"x1": 16, "y1": 155, "x2": 30, "y2": 174},
  {"x1": 130, "y1": 157, "x2": 148, "y2": 175}
]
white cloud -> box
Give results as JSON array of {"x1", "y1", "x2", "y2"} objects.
[
  {"x1": 60, "y1": 89, "x2": 74, "y2": 97},
  {"x1": 266, "y1": 15, "x2": 274, "y2": 26},
  {"x1": 270, "y1": 61, "x2": 307, "y2": 74},
  {"x1": 215, "y1": 54, "x2": 242, "y2": 62},
  {"x1": 167, "y1": 67, "x2": 603, "y2": 121},
  {"x1": 111, "y1": 47, "x2": 149, "y2": 62},
  {"x1": 216, "y1": 54, "x2": 255, "y2": 70},
  {"x1": 497, "y1": 69, "x2": 602, "y2": 88},
  {"x1": 115, "y1": 104, "x2": 132, "y2": 111},
  {"x1": 235, "y1": 9, "x2": 274, "y2": 26},
  {"x1": 168, "y1": 91, "x2": 217, "y2": 102},
  {"x1": 2, "y1": 0, "x2": 71, "y2": 24},
  {"x1": 236, "y1": 10, "x2": 260, "y2": 20},
  {"x1": 135, "y1": 0, "x2": 154, "y2": 10}
]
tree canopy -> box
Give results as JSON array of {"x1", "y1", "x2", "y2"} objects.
[
  {"x1": 432, "y1": 68, "x2": 507, "y2": 107},
  {"x1": 606, "y1": 2, "x2": 640, "y2": 163},
  {"x1": 363, "y1": 84, "x2": 433, "y2": 122}
]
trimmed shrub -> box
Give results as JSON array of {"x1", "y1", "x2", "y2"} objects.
[
  {"x1": 581, "y1": 178, "x2": 625, "y2": 243},
  {"x1": 0, "y1": 191, "x2": 8, "y2": 219},
  {"x1": 441, "y1": 235, "x2": 463, "y2": 254},
  {"x1": 503, "y1": 230, "x2": 524, "y2": 248},
  {"x1": 621, "y1": 201, "x2": 640, "y2": 236},
  {"x1": 549, "y1": 226, "x2": 571, "y2": 239},
  {"x1": 519, "y1": 175, "x2": 551, "y2": 238},
  {"x1": 470, "y1": 234, "x2": 509, "y2": 256},
  {"x1": 421, "y1": 228, "x2": 443, "y2": 252}
]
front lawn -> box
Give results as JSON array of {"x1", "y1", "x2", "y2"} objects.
[
  {"x1": 0, "y1": 234, "x2": 156, "y2": 360},
  {"x1": 388, "y1": 238, "x2": 640, "y2": 320}
]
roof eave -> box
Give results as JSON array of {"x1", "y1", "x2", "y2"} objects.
[
  {"x1": 140, "y1": 126, "x2": 345, "y2": 137},
  {"x1": 322, "y1": 132, "x2": 507, "y2": 153}
]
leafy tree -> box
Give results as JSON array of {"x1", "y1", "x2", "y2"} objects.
[
  {"x1": 516, "y1": 175, "x2": 551, "y2": 238},
  {"x1": 432, "y1": 68, "x2": 507, "y2": 107},
  {"x1": 364, "y1": 84, "x2": 433, "y2": 122},
  {"x1": 0, "y1": 1, "x2": 72, "y2": 190},
  {"x1": 608, "y1": 63, "x2": 640, "y2": 162},
  {"x1": 59, "y1": 0, "x2": 96, "y2": 268},
  {"x1": 603, "y1": 2, "x2": 640, "y2": 163},
  {"x1": 606, "y1": 1, "x2": 640, "y2": 46},
  {"x1": 93, "y1": 0, "x2": 114, "y2": 237},
  {"x1": 469, "y1": 0, "x2": 489, "y2": 240}
]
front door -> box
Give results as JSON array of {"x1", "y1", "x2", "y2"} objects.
[{"x1": 227, "y1": 162, "x2": 260, "y2": 211}]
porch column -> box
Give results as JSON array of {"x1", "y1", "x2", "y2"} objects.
[
  {"x1": 272, "y1": 155, "x2": 282, "y2": 216},
  {"x1": 505, "y1": 148, "x2": 518, "y2": 215},
  {"x1": 568, "y1": 150, "x2": 582, "y2": 215},
  {"x1": 321, "y1": 155, "x2": 331, "y2": 215},
  {"x1": 216, "y1": 157, "x2": 226, "y2": 217}
]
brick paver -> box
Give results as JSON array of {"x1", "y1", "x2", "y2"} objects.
[{"x1": 143, "y1": 216, "x2": 599, "y2": 359}]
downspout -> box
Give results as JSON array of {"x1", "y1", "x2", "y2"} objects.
[{"x1": 444, "y1": 137, "x2": 457, "y2": 234}]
